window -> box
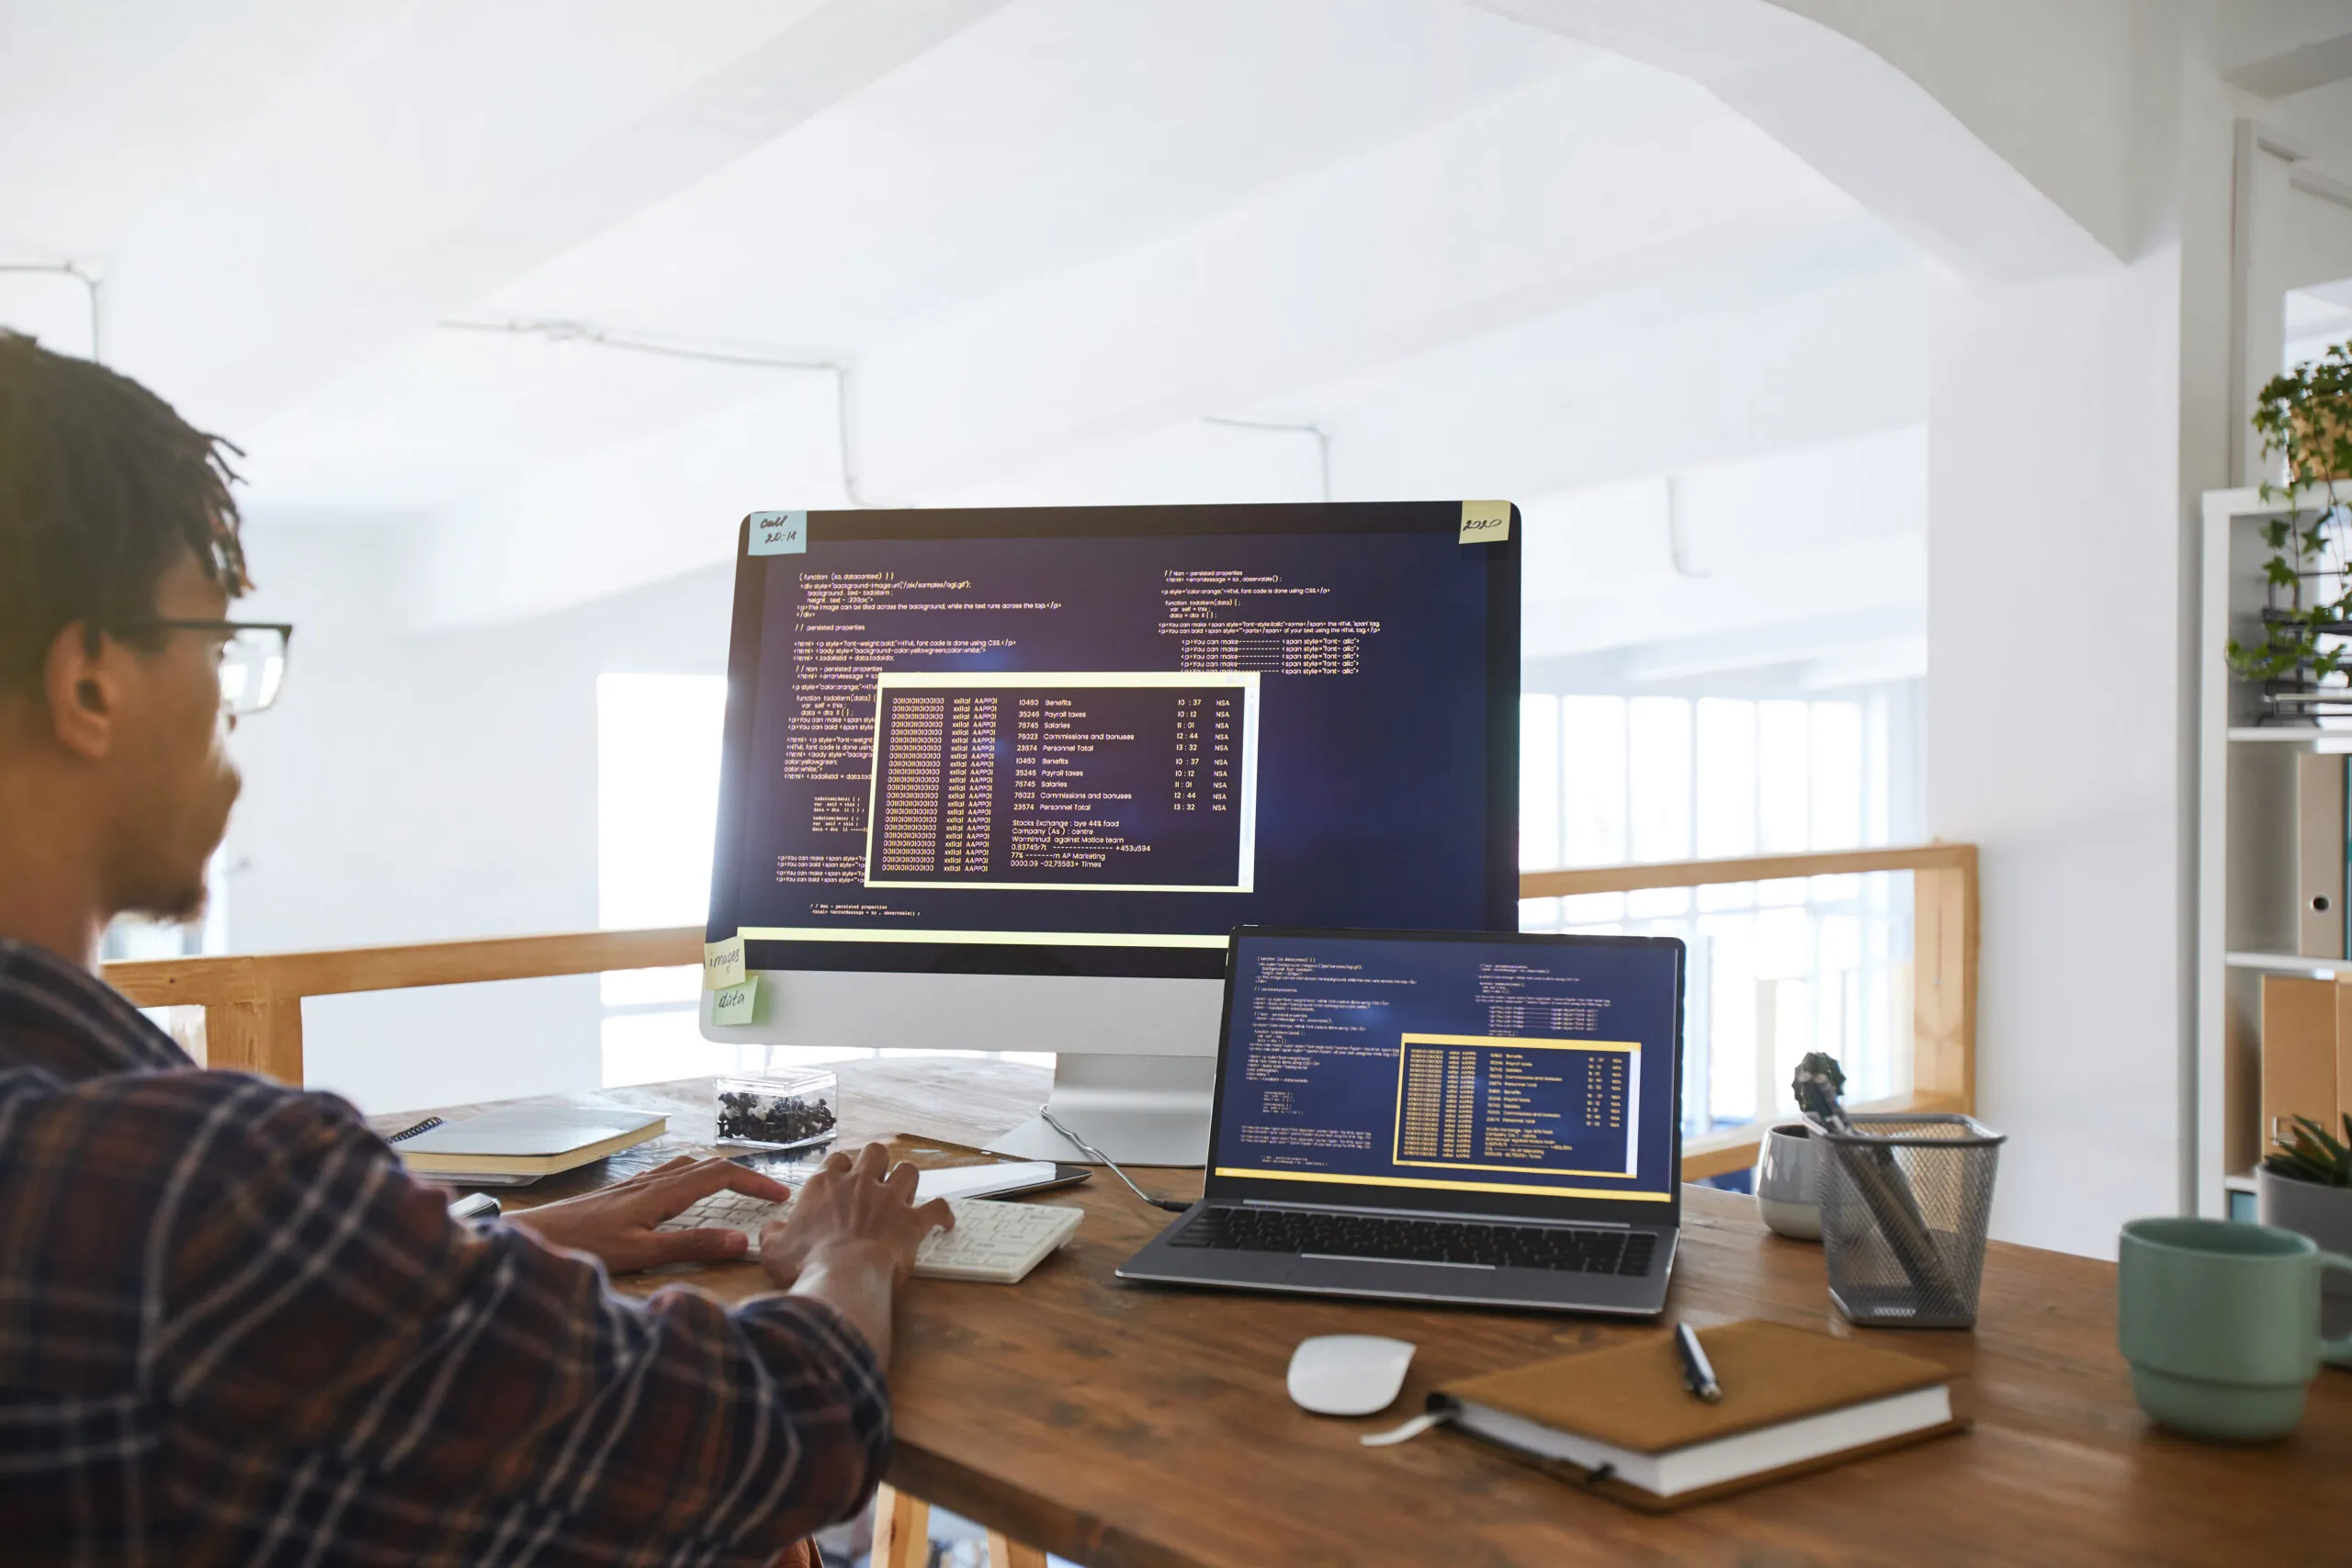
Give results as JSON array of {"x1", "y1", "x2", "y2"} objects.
[
  {"x1": 1519, "y1": 684, "x2": 1923, "y2": 1134},
  {"x1": 595, "y1": 674, "x2": 757, "y2": 1085},
  {"x1": 594, "y1": 674, "x2": 1046, "y2": 1085}
]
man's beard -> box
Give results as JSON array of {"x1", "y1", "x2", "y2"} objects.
[
  {"x1": 121, "y1": 879, "x2": 210, "y2": 925},
  {"x1": 107, "y1": 771, "x2": 235, "y2": 928}
]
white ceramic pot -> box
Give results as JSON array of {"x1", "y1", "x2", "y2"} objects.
[
  {"x1": 1754, "y1": 1122, "x2": 1823, "y2": 1241},
  {"x1": 2256, "y1": 1166, "x2": 2352, "y2": 1337}
]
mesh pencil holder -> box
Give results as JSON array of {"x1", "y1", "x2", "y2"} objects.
[{"x1": 1814, "y1": 1113, "x2": 2006, "y2": 1330}]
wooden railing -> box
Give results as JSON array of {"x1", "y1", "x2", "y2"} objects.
[
  {"x1": 106, "y1": 927, "x2": 704, "y2": 1084},
  {"x1": 1521, "y1": 843, "x2": 1978, "y2": 1178},
  {"x1": 104, "y1": 843, "x2": 1974, "y2": 1183}
]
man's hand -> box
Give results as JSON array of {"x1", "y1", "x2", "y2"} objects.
[
  {"x1": 503, "y1": 1155, "x2": 794, "y2": 1273},
  {"x1": 758, "y1": 1143, "x2": 953, "y2": 1288},
  {"x1": 754, "y1": 1144, "x2": 952, "y2": 1371}
]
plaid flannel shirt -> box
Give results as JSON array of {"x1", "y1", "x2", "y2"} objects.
[{"x1": 0, "y1": 937, "x2": 890, "y2": 1566}]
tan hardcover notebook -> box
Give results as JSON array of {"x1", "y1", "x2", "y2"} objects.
[
  {"x1": 393, "y1": 1106, "x2": 666, "y2": 1179},
  {"x1": 1428, "y1": 1321, "x2": 1966, "y2": 1511},
  {"x1": 2263, "y1": 975, "x2": 2338, "y2": 1151},
  {"x1": 2338, "y1": 978, "x2": 2352, "y2": 1125}
]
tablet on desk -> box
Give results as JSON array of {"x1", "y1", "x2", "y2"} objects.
[
  {"x1": 912, "y1": 1161, "x2": 1090, "y2": 1201},
  {"x1": 729, "y1": 1135, "x2": 1091, "y2": 1201},
  {"x1": 877, "y1": 1133, "x2": 1091, "y2": 1201}
]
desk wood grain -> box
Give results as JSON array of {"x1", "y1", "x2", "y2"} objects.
[{"x1": 379, "y1": 1063, "x2": 2349, "y2": 1568}]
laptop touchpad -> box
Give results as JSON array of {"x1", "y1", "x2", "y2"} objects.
[{"x1": 1289, "y1": 1256, "x2": 1488, "y2": 1294}]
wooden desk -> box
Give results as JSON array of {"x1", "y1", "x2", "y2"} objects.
[{"x1": 379, "y1": 1062, "x2": 2351, "y2": 1567}]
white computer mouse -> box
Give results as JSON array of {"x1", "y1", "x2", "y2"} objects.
[{"x1": 1286, "y1": 1335, "x2": 1417, "y2": 1416}]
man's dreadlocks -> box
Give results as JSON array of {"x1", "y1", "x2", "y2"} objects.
[{"x1": 0, "y1": 331, "x2": 250, "y2": 692}]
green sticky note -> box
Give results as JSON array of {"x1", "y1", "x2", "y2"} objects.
[
  {"x1": 748, "y1": 510, "x2": 808, "y2": 556},
  {"x1": 703, "y1": 934, "x2": 746, "y2": 991},
  {"x1": 1458, "y1": 500, "x2": 1510, "y2": 544},
  {"x1": 712, "y1": 976, "x2": 757, "y2": 1026}
]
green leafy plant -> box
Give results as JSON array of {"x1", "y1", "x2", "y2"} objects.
[
  {"x1": 2224, "y1": 342, "x2": 2352, "y2": 685},
  {"x1": 2261, "y1": 1112, "x2": 2352, "y2": 1189}
]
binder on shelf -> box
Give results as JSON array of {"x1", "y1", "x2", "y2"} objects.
[
  {"x1": 2262, "y1": 975, "x2": 2339, "y2": 1151},
  {"x1": 2338, "y1": 980, "x2": 2352, "y2": 1125},
  {"x1": 2297, "y1": 753, "x2": 2346, "y2": 958}
]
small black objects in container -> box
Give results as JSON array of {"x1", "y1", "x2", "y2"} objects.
[{"x1": 713, "y1": 1069, "x2": 839, "y2": 1153}]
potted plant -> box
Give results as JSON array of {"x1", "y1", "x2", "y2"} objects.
[
  {"x1": 2225, "y1": 342, "x2": 2352, "y2": 721},
  {"x1": 2255, "y1": 1112, "x2": 2352, "y2": 1337},
  {"x1": 1753, "y1": 1052, "x2": 1846, "y2": 1240}
]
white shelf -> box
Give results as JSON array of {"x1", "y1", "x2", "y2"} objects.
[
  {"x1": 2196, "y1": 487, "x2": 2352, "y2": 1219},
  {"x1": 2205, "y1": 482, "x2": 2352, "y2": 518},
  {"x1": 2225, "y1": 950, "x2": 2352, "y2": 976},
  {"x1": 2227, "y1": 727, "x2": 2352, "y2": 748}
]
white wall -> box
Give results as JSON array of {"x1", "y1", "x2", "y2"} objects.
[
  {"x1": 1909, "y1": 0, "x2": 2271, "y2": 1259},
  {"x1": 1521, "y1": 424, "x2": 1927, "y2": 672},
  {"x1": 224, "y1": 525, "x2": 733, "y2": 1113},
  {"x1": 1927, "y1": 257, "x2": 2189, "y2": 1258}
]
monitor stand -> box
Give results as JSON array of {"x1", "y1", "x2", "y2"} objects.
[{"x1": 985, "y1": 1052, "x2": 1214, "y2": 1168}]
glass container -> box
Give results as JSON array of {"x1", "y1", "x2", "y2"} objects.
[{"x1": 713, "y1": 1067, "x2": 840, "y2": 1152}]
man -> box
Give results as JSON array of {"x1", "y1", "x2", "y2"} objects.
[{"x1": 0, "y1": 331, "x2": 950, "y2": 1564}]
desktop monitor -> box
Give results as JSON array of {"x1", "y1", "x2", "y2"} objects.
[{"x1": 703, "y1": 501, "x2": 1519, "y2": 1161}]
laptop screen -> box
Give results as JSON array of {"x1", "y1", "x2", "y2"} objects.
[{"x1": 1207, "y1": 929, "x2": 1684, "y2": 1218}]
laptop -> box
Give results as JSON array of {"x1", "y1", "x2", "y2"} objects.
[{"x1": 1117, "y1": 926, "x2": 1686, "y2": 1314}]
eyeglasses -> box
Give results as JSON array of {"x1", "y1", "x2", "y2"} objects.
[{"x1": 109, "y1": 620, "x2": 294, "y2": 716}]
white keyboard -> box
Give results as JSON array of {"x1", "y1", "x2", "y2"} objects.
[{"x1": 658, "y1": 1190, "x2": 1083, "y2": 1284}]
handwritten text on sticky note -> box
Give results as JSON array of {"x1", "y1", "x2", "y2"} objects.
[
  {"x1": 711, "y1": 976, "x2": 757, "y2": 1026},
  {"x1": 748, "y1": 511, "x2": 808, "y2": 556},
  {"x1": 704, "y1": 934, "x2": 746, "y2": 991},
  {"x1": 1459, "y1": 501, "x2": 1511, "y2": 545}
]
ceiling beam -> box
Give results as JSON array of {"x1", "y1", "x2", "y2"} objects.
[
  {"x1": 847, "y1": 59, "x2": 1860, "y2": 503},
  {"x1": 2221, "y1": 0, "x2": 2352, "y2": 98},
  {"x1": 1475, "y1": 0, "x2": 2122, "y2": 279},
  {"x1": 396, "y1": 256, "x2": 1926, "y2": 630},
  {"x1": 0, "y1": 1, "x2": 386, "y2": 261},
  {"x1": 1291, "y1": 259, "x2": 1928, "y2": 506},
  {"x1": 96, "y1": 0, "x2": 1013, "y2": 433},
  {"x1": 1523, "y1": 534, "x2": 1926, "y2": 663}
]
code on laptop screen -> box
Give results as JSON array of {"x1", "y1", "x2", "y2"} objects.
[{"x1": 1213, "y1": 932, "x2": 1682, "y2": 1204}]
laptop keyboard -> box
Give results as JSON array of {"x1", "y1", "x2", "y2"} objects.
[{"x1": 1167, "y1": 1206, "x2": 1657, "y2": 1276}]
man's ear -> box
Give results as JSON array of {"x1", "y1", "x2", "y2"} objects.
[{"x1": 40, "y1": 621, "x2": 120, "y2": 762}]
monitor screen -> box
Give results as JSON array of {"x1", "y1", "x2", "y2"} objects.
[
  {"x1": 1207, "y1": 929, "x2": 1685, "y2": 1216},
  {"x1": 707, "y1": 503, "x2": 1519, "y2": 980}
]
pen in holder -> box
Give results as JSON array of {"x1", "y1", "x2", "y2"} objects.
[
  {"x1": 1792, "y1": 1052, "x2": 2002, "y2": 1330},
  {"x1": 1814, "y1": 1113, "x2": 2006, "y2": 1329}
]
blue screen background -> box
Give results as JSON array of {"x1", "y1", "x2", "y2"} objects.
[
  {"x1": 731, "y1": 527, "x2": 1498, "y2": 940},
  {"x1": 1214, "y1": 933, "x2": 1682, "y2": 1201}
]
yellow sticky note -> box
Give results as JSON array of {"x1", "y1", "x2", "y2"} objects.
[
  {"x1": 703, "y1": 934, "x2": 746, "y2": 991},
  {"x1": 712, "y1": 976, "x2": 757, "y2": 1026},
  {"x1": 1459, "y1": 500, "x2": 1511, "y2": 544}
]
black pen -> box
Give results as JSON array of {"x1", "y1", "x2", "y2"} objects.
[{"x1": 1674, "y1": 1322, "x2": 1722, "y2": 1403}]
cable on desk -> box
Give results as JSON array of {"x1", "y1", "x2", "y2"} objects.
[{"x1": 1036, "y1": 1106, "x2": 1192, "y2": 1213}]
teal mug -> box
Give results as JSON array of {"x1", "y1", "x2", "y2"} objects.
[{"x1": 2117, "y1": 1216, "x2": 2352, "y2": 1442}]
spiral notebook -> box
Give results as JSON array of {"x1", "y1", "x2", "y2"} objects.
[{"x1": 390, "y1": 1106, "x2": 666, "y2": 1183}]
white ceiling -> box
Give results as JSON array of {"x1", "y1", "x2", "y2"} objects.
[
  {"x1": 482, "y1": 0, "x2": 1583, "y2": 355},
  {"x1": 2, "y1": 0, "x2": 1938, "y2": 689},
  {"x1": 0, "y1": 0, "x2": 386, "y2": 257}
]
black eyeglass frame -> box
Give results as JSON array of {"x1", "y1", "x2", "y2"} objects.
[
  {"x1": 103, "y1": 618, "x2": 296, "y2": 646},
  {"x1": 96, "y1": 619, "x2": 295, "y2": 715}
]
